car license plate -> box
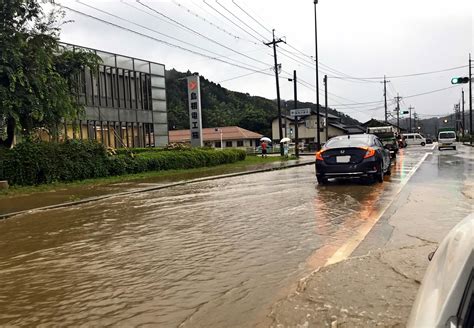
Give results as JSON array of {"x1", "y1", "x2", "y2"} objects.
[{"x1": 336, "y1": 155, "x2": 351, "y2": 163}]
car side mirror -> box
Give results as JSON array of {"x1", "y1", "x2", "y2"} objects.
[{"x1": 428, "y1": 247, "x2": 438, "y2": 261}]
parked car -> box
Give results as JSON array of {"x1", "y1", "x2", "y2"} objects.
[
  {"x1": 407, "y1": 213, "x2": 473, "y2": 328},
  {"x1": 288, "y1": 142, "x2": 305, "y2": 152},
  {"x1": 402, "y1": 133, "x2": 426, "y2": 146},
  {"x1": 438, "y1": 131, "x2": 457, "y2": 150},
  {"x1": 315, "y1": 134, "x2": 391, "y2": 185}
]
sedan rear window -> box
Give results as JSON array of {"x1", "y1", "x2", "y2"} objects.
[
  {"x1": 325, "y1": 135, "x2": 370, "y2": 148},
  {"x1": 439, "y1": 132, "x2": 455, "y2": 139}
]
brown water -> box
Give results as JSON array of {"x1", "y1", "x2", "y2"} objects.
[{"x1": 0, "y1": 149, "x2": 430, "y2": 327}]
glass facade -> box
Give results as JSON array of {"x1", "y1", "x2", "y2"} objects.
[{"x1": 60, "y1": 43, "x2": 168, "y2": 148}]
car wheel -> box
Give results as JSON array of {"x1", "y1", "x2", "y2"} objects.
[
  {"x1": 453, "y1": 146, "x2": 456, "y2": 150},
  {"x1": 317, "y1": 176, "x2": 328, "y2": 185},
  {"x1": 421, "y1": 142, "x2": 426, "y2": 146},
  {"x1": 375, "y1": 162, "x2": 384, "y2": 183},
  {"x1": 386, "y1": 164, "x2": 392, "y2": 176}
]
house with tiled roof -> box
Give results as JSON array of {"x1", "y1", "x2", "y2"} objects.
[{"x1": 169, "y1": 126, "x2": 263, "y2": 149}]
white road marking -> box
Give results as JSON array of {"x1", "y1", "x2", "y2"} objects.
[{"x1": 324, "y1": 152, "x2": 432, "y2": 266}]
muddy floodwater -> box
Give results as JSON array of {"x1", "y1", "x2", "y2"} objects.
[{"x1": 0, "y1": 148, "x2": 432, "y2": 327}]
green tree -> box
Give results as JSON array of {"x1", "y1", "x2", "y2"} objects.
[{"x1": 0, "y1": 0, "x2": 100, "y2": 148}]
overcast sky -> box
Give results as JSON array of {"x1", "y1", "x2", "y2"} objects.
[{"x1": 55, "y1": 0, "x2": 473, "y2": 122}]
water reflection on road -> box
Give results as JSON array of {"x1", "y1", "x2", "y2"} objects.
[{"x1": 0, "y1": 149, "x2": 431, "y2": 327}]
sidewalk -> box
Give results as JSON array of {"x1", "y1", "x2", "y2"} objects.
[
  {"x1": 0, "y1": 157, "x2": 315, "y2": 219},
  {"x1": 268, "y1": 148, "x2": 473, "y2": 327}
]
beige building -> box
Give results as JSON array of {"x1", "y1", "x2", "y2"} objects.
[
  {"x1": 272, "y1": 111, "x2": 351, "y2": 149},
  {"x1": 169, "y1": 126, "x2": 262, "y2": 149}
]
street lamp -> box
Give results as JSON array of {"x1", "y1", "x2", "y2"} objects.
[
  {"x1": 313, "y1": 0, "x2": 321, "y2": 150},
  {"x1": 288, "y1": 70, "x2": 299, "y2": 157}
]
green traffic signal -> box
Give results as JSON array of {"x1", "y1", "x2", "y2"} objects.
[{"x1": 451, "y1": 77, "x2": 470, "y2": 84}]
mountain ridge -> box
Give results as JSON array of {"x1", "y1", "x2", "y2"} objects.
[{"x1": 166, "y1": 68, "x2": 362, "y2": 137}]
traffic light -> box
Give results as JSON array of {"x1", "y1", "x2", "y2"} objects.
[
  {"x1": 451, "y1": 77, "x2": 470, "y2": 84},
  {"x1": 402, "y1": 111, "x2": 409, "y2": 115}
]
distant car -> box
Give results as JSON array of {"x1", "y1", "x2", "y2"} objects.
[
  {"x1": 402, "y1": 133, "x2": 426, "y2": 146},
  {"x1": 407, "y1": 213, "x2": 473, "y2": 328},
  {"x1": 289, "y1": 142, "x2": 305, "y2": 152},
  {"x1": 438, "y1": 131, "x2": 457, "y2": 150},
  {"x1": 315, "y1": 134, "x2": 391, "y2": 185},
  {"x1": 426, "y1": 138, "x2": 433, "y2": 144}
]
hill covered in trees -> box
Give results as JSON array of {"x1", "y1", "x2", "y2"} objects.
[{"x1": 166, "y1": 69, "x2": 361, "y2": 137}]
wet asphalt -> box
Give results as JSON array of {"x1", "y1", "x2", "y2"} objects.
[{"x1": 0, "y1": 143, "x2": 470, "y2": 327}]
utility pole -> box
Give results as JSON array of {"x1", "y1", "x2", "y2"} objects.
[
  {"x1": 293, "y1": 70, "x2": 299, "y2": 158},
  {"x1": 265, "y1": 29, "x2": 285, "y2": 156},
  {"x1": 454, "y1": 103, "x2": 460, "y2": 135},
  {"x1": 462, "y1": 89, "x2": 465, "y2": 138},
  {"x1": 395, "y1": 94, "x2": 402, "y2": 132},
  {"x1": 324, "y1": 75, "x2": 328, "y2": 142},
  {"x1": 383, "y1": 76, "x2": 389, "y2": 123},
  {"x1": 408, "y1": 105, "x2": 414, "y2": 132},
  {"x1": 313, "y1": 0, "x2": 321, "y2": 150},
  {"x1": 469, "y1": 53, "x2": 472, "y2": 145}
]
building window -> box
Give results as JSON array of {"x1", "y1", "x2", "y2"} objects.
[
  {"x1": 226, "y1": 141, "x2": 233, "y2": 147},
  {"x1": 237, "y1": 140, "x2": 244, "y2": 147},
  {"x1": 249, "y1": 140, "x2": 253, "y2": 146},
  {"x1": 215, "y1": 141, "x2": 221, "y2": 148}
]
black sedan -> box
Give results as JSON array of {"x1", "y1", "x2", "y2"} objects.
[{"x1": 315, "y1": 134, "x2": 391, "y2": 184}]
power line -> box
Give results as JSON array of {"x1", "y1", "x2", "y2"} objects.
[
  {"x1": 202, "y1": 0, "x2": 263, "y2": 44},
  {"x1": 281, "y1": 42, "x2": 379, "y2": 83},
  {"x1": 215, "y1": 0, "x2": 269, "y2": 42},
  {"x1": 231, "y1": 0, "x2": 272, "y2": 34},
  {"x1": 74, "y1": 1, "x2": 272, "y2": 73},
  {"x1": 60, "y1": 5, "x2": 286, "y2": 78},
  {"x1": 403, "y1": 86, "x2": 458, "y2": 99},
  {"x1": 217, "y1": 68, "x2": 271, "y2": 83},
  {"x1": 134, "y1": 0, "x2": 272, "y2": 68},
  {"x1": 171, "y1": 0, "x2": 256, "y2": 44},
  {"x1": 329, "y1": 65, "x2": 469, "y2": 80}
]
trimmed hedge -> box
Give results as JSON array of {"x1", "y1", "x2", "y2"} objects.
[{"x1": 0, "y1": 140, "x2": 246, "y2": 186}]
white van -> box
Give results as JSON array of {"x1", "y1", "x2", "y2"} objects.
[
  {"x1": 438, "y1": 131, "x2": 456, "y2": 150},
  {"x1": 402, "y1": 133, "x2": 426, "y2": 146}
]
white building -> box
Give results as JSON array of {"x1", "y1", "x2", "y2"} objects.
[{"x1": 169, "y1": 126, "x2": 262, "y2": 149}]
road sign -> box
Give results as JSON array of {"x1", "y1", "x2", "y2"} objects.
[{"x1": 290, "y1": 108, "x2": 311, "y2": 117}]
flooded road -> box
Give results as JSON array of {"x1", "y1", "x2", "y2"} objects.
[{"x1": 0, "y1": 146, "x2": 439, "y2": 327}]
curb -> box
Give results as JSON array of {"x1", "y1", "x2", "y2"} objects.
[{"x1": 0, "y1": 160, "x2": 315, "y2": 220}]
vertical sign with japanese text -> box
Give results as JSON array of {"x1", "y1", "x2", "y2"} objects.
[{"x1": 187, "y1": 74, "x2": 203, "y2": 147}]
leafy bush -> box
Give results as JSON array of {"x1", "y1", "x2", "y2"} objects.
[
  {"x1": 1, "y1": 140, "x2": 110, "y2": 185},
  {"x1": 0, "y1": 141, "x2": 246, "y2": 186}
]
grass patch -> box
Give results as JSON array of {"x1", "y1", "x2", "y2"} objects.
[{"x1": 0, "y1": 155, "x2": 286, "y2": 198}]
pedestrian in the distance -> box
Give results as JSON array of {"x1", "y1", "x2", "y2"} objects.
[{"x1": 261, "y1": 141, "x2": 267, "y2": 158}]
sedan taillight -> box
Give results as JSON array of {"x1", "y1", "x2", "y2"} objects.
[
  {"x1": 359, "y1": 146, "x2": 376, "y2": 158},
  {"x1": 316, "y1": 150, "x2": 325, "y2": 161}
]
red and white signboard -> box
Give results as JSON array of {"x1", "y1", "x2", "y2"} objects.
[{"x1": 187, "y1": 74, "x2": 203, "y2": 147}]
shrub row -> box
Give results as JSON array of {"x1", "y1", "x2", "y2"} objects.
[{"x1": 0, "y1": 140, "x2": 246, "y2": 186}]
